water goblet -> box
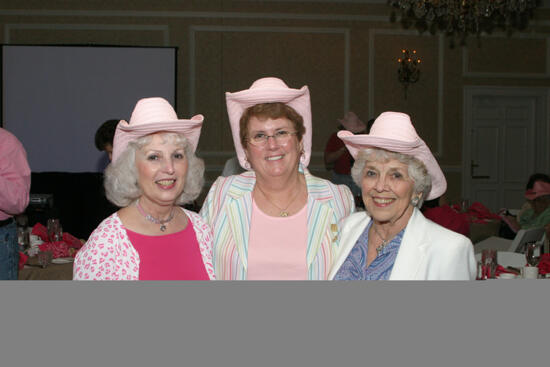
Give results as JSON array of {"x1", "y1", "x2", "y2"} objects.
[
  {"x1": 17, "y1": 226, "x2": 29, "y2": 252},
  {"x1": 481, "y1": 249, "x2": 497, "y2": 279},
  {"x1": 47, "y1": 218, "x2": 62, "y2": 242},
  {"x1": 525, "y1": 241, "x2": 542, "y2": 267},
  {"x1": 37, "y1": 251, "x2": 53, "y2": 268}
]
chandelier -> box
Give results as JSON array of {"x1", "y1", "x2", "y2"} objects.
[{"x1": 388, "y1": 0, "x2": 541, "y2": 47}]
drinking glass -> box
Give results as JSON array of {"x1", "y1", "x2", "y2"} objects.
[
  {"x1": 525, "y1": 242, "x2": 542, "y2": 267},
  {"x1": 47, "y1": 218, "x2": 62, "y2": 242},
  {"x1": 37, "y1": 251, "x2": 53, "y2": 268},
  {"x1": 17, "y1": 226, "x2": 29, "y2": 252},
  {"x1": 460, "y1": 198, "x2": 470, "y2": 213},
  {"x1": 481, "y1": 249, "x2": 497, "y2": 279}
]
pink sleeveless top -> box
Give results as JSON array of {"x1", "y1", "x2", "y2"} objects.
[
  {"x1": 247, "y1": 199, "x2": 308, "y2": 280},
  {"x1": 126, "y1": 220, "x2": 209, "y2": 280}
]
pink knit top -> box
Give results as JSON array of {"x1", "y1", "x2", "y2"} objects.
[
  {"x1": 126, "y1": 221, "x2": 209, "y2": 280},
  {"x1": 247, "y1": 199, "x2": 308, "y2": 280}
]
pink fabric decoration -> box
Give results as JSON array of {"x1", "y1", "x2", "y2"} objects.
[
  {"x1": 538, "y1": 254, "x2": 550, "y2": 275},
  {"x1": 31, "y1": 222, "x2": 49, "y2": 242},
  {"x1": 18, "y1": 251, "x2": 28, "y2": 270}
]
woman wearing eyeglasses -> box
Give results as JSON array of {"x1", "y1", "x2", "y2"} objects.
[{"x1": 200, "y1": 77, "x2": 355, "y2": 280}]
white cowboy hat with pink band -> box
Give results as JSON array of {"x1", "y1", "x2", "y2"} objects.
[
  {"x1": 225, "y1": 77, "x2": 312, "y2": 169},
  {"x1": 111, "y1": 97, "x2": 204, "y2": 163},
  {"x1": 337, "y1": 111, "x2": 446, "y2": 200}
]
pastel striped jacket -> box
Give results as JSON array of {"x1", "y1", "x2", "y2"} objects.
[{"x1": 200, "y1": 168, "x2": 355, "y2": 280}]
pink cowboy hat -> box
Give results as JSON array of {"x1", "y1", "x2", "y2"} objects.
[
  {"x1": 225, "y1": 77, "x2": 312, "y2": 169},
  {"x1": 525, "y1": 181, "x2": 550, "y2": 200},
  {"x1": 337, "y1": 111, "x2": 446, "y2": 200},
  {"x1": 111, "y1": 97, "x2": 204, "y2": 163},
  {"x1": 338, "y1": 111, "x2": 366, "y2": 134}
]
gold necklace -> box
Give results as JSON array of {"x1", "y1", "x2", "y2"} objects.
[
  {"x1": 372, "y1": 224, "x2": 390, "y2": 256},
  {"x1": 255, "y1": 183, "x2": 301, "y2": 217},
  {"x1": 135, "y1": 199, "x2": 175, "y2": 232}
]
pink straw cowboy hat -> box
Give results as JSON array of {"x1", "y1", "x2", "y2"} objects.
[
  {"x1": 225, "y1": 77, "x2": 312, "y2": 169},
  {"x1": 337, "y1": 111, "x2": 447, "y2": 200},
  {"x1": 525, "y1": 181, "x2": 550, "y2": 200},
  {"x1": 338, "y1": 111, "x2": 366, "y2": 134},
  {"x1": 111, "y1": 97, "x2": 204, "y2": 163}
]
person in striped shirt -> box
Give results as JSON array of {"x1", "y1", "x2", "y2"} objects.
[{"x1": 200, "y1": 77, "x2": 355, "y2": 280}]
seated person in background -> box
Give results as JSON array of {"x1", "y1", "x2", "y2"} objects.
[
  {"x1": 94, "y1": 119, "x2": 119, "y2": 161},
  {"x1": 421, "y1": 194, "x2": 470, "y2": 237},
  {"x1": 516, "y1": 173, "x2": 550, "y2": 221},
  {"x1": 500, "y1": 175, "x2": 550, "y2": 237},
  {"x1": 74, "y1": 97, "x2": 215, "y2": 280}
]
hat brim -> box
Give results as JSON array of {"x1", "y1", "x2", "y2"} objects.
[
  {"x1": 337, "y1": 130, "x2": 447, "y2": 200},
  {"x1": 525, "y1": 189, "x2": 550, "y2": 200},
  {"x1": 226, "y1": 85, "x2": 312, "y2": 169},
  {"x1": 112, "y1": 115, "x2": 204, "y2": 163}
]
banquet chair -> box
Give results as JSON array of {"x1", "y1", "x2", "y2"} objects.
[
  {"x1": 474, "y1": 227, "x2": 545, "y2": 254},
  {"x1": 475, "y1": 251, "x2": 525, "y2": 269}
]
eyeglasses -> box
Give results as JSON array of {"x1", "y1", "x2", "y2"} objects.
[{"x1": 247, "y1": 130, "x2": 298, "y2": 146}]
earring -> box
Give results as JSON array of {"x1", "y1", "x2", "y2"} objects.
[
  {"x1": 299, "y1": 148, "x2": 307, "y2": 166},
  {"x1": 244, "y1": 157, "x2": 251, "y2": 170},
  {"x1": 411, "y1": 195, "x2": 421, "y2": 207}
]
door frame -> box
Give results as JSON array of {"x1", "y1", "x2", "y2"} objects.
[{"x1": 462, "y1": 86, "x2": 550, "y2": 204}]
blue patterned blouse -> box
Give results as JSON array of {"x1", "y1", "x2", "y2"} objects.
[{"x1": 333, "y1": 221, "x2": 405, "y2": 280}]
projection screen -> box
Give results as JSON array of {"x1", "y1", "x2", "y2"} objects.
[{"x1": 2, "y1": 45, "x2": 176, "y2": 172}]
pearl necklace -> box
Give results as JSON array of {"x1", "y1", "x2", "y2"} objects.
[
  {"x1": 372, "y1": 224, "x2": 390, "y2": 256},
  {"x1": 255, "y1": 183, "x2": 301, "y2": 217},
  {"x1": 135, "y1": 199, "x2": 175, "y2": 232}
]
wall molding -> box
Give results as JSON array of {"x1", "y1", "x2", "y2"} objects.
[
  {"x1": 368, "y1": 28, "x2": 445, "y2": 157},
  {"x1": 188, "y1": 25, "x2": 350, "y2": 178},
  {"x1": 462, "y1": 33, "x2": 550, "y2": 78},
  {"x1": 4, "y1": 23, "x2": 170, "y2": 45},
  {"x1": 188, "y1": 25, "x2": 350, "y2": 115},
  {"x1": 2, "y1": 7, "x2": 550, "y2": 29},
  {"x1": 0, "y1": 9, "x2": 388, "y2": 22}
]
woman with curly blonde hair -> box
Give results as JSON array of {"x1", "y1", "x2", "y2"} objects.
[{"x1": 74, "y1": 97, "x2": 215, "y2": 280}]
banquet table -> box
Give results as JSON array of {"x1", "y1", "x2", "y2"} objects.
[
  {"x1": 18, "y1": 257, "x2": 73, "y2": 280},
  {"x1": 470, "y1": 219, "x2": 501, "y2": 244}
]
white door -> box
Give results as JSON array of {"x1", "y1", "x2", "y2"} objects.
[{"x1": 463, "y1": 89, "x2": 545, "y2": 213}]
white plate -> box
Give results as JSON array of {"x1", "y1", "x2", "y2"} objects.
[
  {"x1": 497, "y1": 273, "x2": 517, "y2": 279},
  {"x1": 51, "y1": 257, "x2": 74, "y2": 264}
]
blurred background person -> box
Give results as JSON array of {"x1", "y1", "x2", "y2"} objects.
[
  {"x1": 0, "y1": 127, "x2": 31, "y2": 280},
  {"x1": 94, "y1": 119, "x2": 118, "y2": 161},
  {"x1": 74, "y1": 97, "x2": 214, "y2": 280},
  {"x1": 324, "y1": 112, "x2": 373, "y2": 208},
  {"x1": 499, "y1": 173, "x2": 550, "y2": 239},
  {"x1": 221, "y1": 155, "x2": 245, "y2": 177},
  {"x1": 330, "y1": 112, "x2": 476, "y2": 280},
  {"x1": 201, "y1": 77, "x2": 355, "y2": 280}
]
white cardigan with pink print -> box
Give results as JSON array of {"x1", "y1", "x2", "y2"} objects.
[{"x1": 73, "y1": 208, "x2": 215, "y2": 280}]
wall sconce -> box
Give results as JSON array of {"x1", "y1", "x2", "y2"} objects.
[{"x1": 397, "y1": 49, "x2": 421, "y2": 99}]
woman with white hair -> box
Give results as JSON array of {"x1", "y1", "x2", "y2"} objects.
[
  {"x1": 73, "y1": 97, "x2": 215, "y2": 280},
  {"x1": 329, "y1": 112, "x2": 476, "y2": 280},
  {"x1": 200, "y1": 77, "x2": 355, "y2": 280}
]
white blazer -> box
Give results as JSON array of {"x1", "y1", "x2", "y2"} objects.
[{"x1": 329, "y1": 208, "x2": 477, "y2": 280}]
